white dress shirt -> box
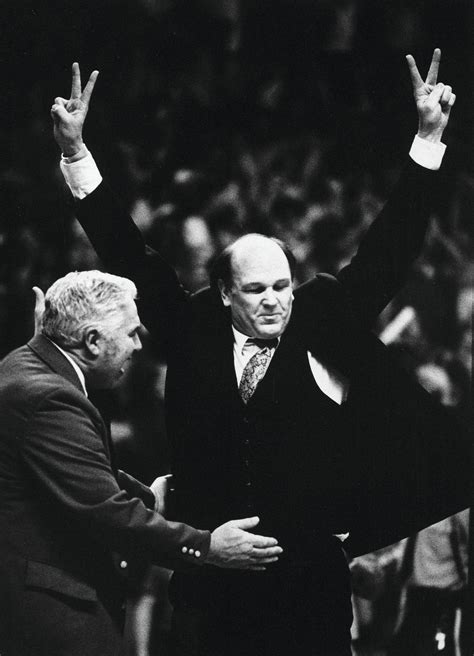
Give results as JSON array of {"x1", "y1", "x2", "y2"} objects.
[
  {"x1": 50, "y1": 340, "x2": 88, "y2": 397},
  {"x1": 233, "y1": 326, "x2": 349, "y2": 405}
]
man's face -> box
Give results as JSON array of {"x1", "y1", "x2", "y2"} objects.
[
  {"x1": 220, "y1": 237, "x2": 294, "y2": 339},
  {"x1": 92, "y1": 298, "x2": 142, "y2": 389}
]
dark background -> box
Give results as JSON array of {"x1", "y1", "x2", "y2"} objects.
[
  {"x1": 0, "y1": 2, "x2": 472, "y2": 651},
  {"x1": 0, "y1": 0, "x2": 472, "y2": 481}
]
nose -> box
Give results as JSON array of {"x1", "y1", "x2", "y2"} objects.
[
  {"x1": 262, "y1": 288, "x2": 278, "y2": 306},
  {"x1": 134, "y1": 333, "x2": 143, "y2": 352}
]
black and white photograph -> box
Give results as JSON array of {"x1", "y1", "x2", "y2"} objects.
[{"x1": 0, "y1": 1, "x2": 472, "y2": 654}]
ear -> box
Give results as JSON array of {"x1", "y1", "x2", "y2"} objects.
[
  {"x1": 84, "y1": 328, "x2": 101, "y2": 357},
  {"x1": 217, "y1": 280, "x2": 231, "y2": 307}
]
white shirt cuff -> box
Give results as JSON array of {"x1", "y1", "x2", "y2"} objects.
[
  {"x1": 60, "y1": 135, "x2": 443, "y2": 199},
  {"x1": 60, "y1": 147, "x2": 103, "y2": 199},
  {"x1": 409, "y1": 134, "x2": 446, "y2": 171}
]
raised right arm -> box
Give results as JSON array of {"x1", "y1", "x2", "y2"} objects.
[{"x1": 51, "y1": 63, "x2": 186, "y2": 352}]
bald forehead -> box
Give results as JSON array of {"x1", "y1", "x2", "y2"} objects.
[
  {"x1": 229, "y1": 235, "x2": 291, "y2": 282},
  {"x1": 230, "y1": 234, "x2": 287, "y2": 266}
]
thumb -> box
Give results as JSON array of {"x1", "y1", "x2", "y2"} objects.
[
  {"x1": 426, "y1": 83, "x2": 445, "y2": 108},
  {"x1": 231, "y1": 516, "x2": 260, "y2": 530},
  {"x1": 50, "y1": 103, "x2": 71, "y2": 123},
  {"x1": 32, "y1": 286, "x2": 45, "y2": 336}
]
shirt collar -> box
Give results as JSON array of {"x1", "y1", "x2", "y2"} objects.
[
  {"x1": 232, "y1": 326, "x2": 280, "y2": 354},
  {"x1": 51, "y1": 341, "x2": 88, "y2": 397}
]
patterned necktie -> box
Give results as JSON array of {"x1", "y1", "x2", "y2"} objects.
[{"x1": 239, "y1": 339, "x2": 278, "y2": 403}]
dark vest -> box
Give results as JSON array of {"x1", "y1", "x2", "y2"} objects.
[
  {"x1": 229, "y1": 336, "x2": 359, "y2": 560},
  {"x1": 169, "y1": 335, "x2": 355, "y2": 611},
  {"x1": 170, "y1": 330, "x2": 360, "y2": 565}
]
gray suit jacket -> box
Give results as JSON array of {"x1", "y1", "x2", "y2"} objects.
[{"x1": 0, "y1": 334, "x2": 210, "y2": 655}]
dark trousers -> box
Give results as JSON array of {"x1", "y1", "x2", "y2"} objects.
[{"x1": 170, "y1": 557, "x2": 353, "y2": 656}]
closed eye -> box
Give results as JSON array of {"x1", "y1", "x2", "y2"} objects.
[
  {"x1": 243, "y1": 285, "x2": 266, "y2": 294},
  {"x1": 274, "y1": 281, "x2": 291, "y2": 291}
]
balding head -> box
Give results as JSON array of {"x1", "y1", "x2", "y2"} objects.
[
  {"x1": 213, "y1": 233, "x2": 295, "y2": 339},
  {"x1": 210, "y1": 233, "x2": 296, "y2": 291}
]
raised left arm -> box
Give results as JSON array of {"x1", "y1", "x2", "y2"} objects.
[{"x1": 337, "y1": 49, "x2": 456, "y2": 327}]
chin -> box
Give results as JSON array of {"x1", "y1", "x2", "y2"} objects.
[{"x1": 257, "y1": 326, "x2": 283, "y2": 338}]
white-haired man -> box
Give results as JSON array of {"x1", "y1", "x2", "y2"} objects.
[{"x1": 0, "y1": 270, "x2": 281, "y2": 656}]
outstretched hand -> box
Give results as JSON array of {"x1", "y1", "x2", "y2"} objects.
[
  {"x1": 206, "y1": 516, "x2": 283, "y2": 571},
  {"x1": 406, "y1": 48, "x2": 455, "y2": 142},
  {"x1": 32, "y1": 286, "x2": 45, "y2": 336},
  {"x1": 51, "y1": 62, "x2": 99, "y2": 157}
]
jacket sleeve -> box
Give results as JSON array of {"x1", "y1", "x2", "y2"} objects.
[
  {"x1": 337, "y1": 159, "x2": 440, "y2": 328},
  {"x1": 21, "y1": 385, "x2": 210, "y2": 570},
  {"x1": 73, "y1": 181, "x2": 188, "y2": 354},
  {"x1": 117, "y1": 469, "x2": 155, "y2": 510}
]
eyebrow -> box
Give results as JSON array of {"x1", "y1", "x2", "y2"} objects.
[{"x1": 241, "y1": 278, "x2": 291, "y2": 290}]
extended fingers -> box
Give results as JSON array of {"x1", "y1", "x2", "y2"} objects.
[
  {"x1": 406, "y1": 54, "x2": 423, "y2": 91},
  {"x1": 69, "y1": 62, "x2": 98, "y2": 106},
  {"x1": 407, "y1": 48, "x2": 442, "y2": 91},
  {"x1": 425, "y1": 48, "x2": 441, "y2": 86},
  {"x1": 252, "y1": 545, "x2": 283, "y2": 559},
  {"x1": 81, "y1": 70, "x2": 99, "y2": 106},
  {"x1": 32, "y1": 286, "x2": 45, "y2": 336},
  {"x1": 71, "y1": 62, "x2": 82, "y2": 99},
  {"x1": 250, "y1": 534, "x2": 279, "y2": 549}
]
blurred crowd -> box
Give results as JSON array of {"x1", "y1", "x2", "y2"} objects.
[{"x1": 0, "y1": 1, "x2": 472, "y2": 653}]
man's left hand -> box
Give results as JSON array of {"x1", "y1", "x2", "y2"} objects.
[
  {"x1": 32, "y1": 286, "x2": 45, "y2": 336},
  {"x1": 406, "y1": 48, "x2": 456, "y2": 143},
  {"x1": 150, "y1": 474, "x2": 172, "y2": 514}
]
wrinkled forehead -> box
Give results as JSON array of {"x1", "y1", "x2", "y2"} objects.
[{"x1": 230, "y1": 236, "x2": 291, "y2": 284}]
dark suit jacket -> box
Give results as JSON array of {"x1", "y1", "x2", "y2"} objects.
[
  {"x1": 73, "y1": 159, "x2": 471, "y2": 564},
  {"x1": 0, "y1": 334, "x2": 210, "y2": 655}
]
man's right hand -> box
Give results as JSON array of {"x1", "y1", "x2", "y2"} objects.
[
  {"x1": 51, "y1": 62, "x2": 98, "y2": 157},
  {"x1": 206, "y1": 517, "x2": 282, "y2": 571}
]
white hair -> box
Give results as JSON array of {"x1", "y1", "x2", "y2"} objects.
[{"x1": 41, "y1": 270, "x2": 137, "y2": 348}]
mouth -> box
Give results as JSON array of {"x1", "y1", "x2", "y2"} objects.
[
  {"x1": 260, "y1": 314, "x2": 281, "y2": 322},
  {"x1": 119, "y1": 358, "x2": 132, "y2": 376}
]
